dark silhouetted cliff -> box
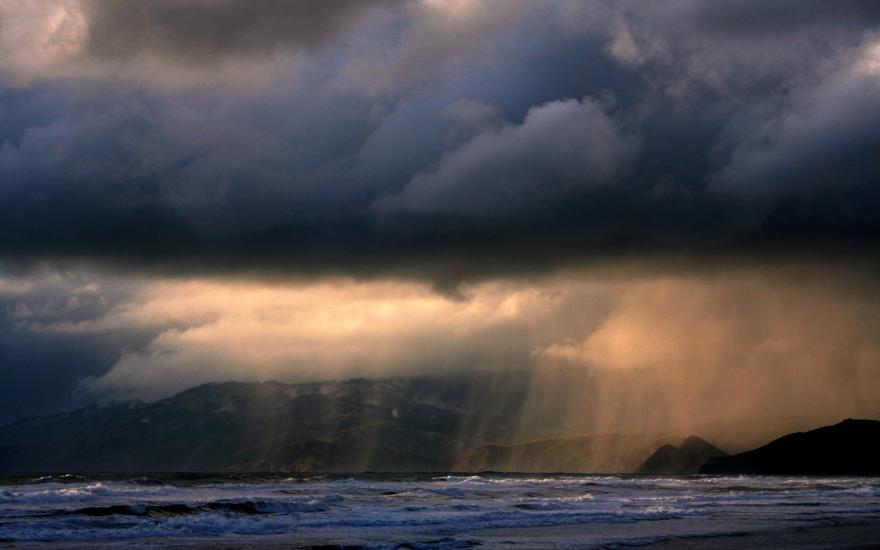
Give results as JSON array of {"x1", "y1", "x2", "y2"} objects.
[{"x1": 700, "y1": 419, "x2": 880, "y2": 475}]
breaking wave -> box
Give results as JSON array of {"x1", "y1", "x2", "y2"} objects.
[{"x1": 1, "y1": 475, "x2": 878, "y2": 544}]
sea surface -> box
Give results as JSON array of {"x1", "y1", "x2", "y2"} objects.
[{"x1": 1, "y1": 473, "x2": 879, "y2": 548}]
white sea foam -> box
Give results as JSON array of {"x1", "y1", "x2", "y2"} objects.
[
  {"x1": 0, "y1": 482, "x2": 186, "y2": 505},
  {"x1": 1, "y1": 475, "x2": 878, "y2": 544}
]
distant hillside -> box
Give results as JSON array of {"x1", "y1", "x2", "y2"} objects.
[
  {"x1": 636, "y1": 436, "x2": 727, "y2": 474},
  {"x1": 0, "y1": 374, "x2": 534, "y2": 473},
  {"x1": 700, "y1": 419, "x2": 880, "y2": 475},
  {"x1": 456, "y1": 417, "x2": 829, "y2": 474},
  {"x1": 455, "y1": 432, "x2": 672, "y2": 473}
]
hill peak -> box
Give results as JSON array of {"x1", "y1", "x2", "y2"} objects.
[{"x1": 637, "y1": 436, "x2": 727, "y2": 474}]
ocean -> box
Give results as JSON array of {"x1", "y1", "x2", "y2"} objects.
[{"x1": 1, "y1": 473, "x2": 879, "y2": 548}]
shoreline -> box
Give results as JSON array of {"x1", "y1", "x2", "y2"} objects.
[{"x1": 8, "y1": 517, "x2": 880, "y2": 549}]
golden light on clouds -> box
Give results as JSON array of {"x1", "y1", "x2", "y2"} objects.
[
  {"x1": 0, "y1": 0, "x2": 87, "y2": 78},
  {"x1": 59, "y1": 277, "x2": 568, "y2": 399},
  {"x1": 1, "y1": 265, "x2": 868, "y2": 432},
  {"x1": 422, "y1": 0, "x2": 484, "y2": 19},
  {"x1": 0, "y1": 0, "x2": 324, "y2": 88},
  {"x1": 856, "y1": 39, "x2": 880, "y2": 75}
]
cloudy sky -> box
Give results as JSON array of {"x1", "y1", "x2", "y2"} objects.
[{"x1": 0, "y1": 1, "x2": 878, "y2": 426}]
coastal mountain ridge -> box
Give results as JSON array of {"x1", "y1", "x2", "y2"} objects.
[
  {"x1": 0, "y1": 377, "x2": 866, "y2": 474},
  {"x1": 0, "y1": 375, "x2": 528, "y2": 473}
]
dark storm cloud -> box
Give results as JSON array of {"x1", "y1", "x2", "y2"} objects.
[
  {"x1": 0, "y1": 0, "x2": 878, "y2": 286},
  {"x1": 713, "y1": 69, "x2": 880, "y2": 198},
  {"x1": 0, "y1": 273, "x2": 155, "y2": 423},
  {"x1": 374, "y1": 97, "x2": 639, "y2": 218},
  {"x1": 80, "y1": 0, "x2": 404, "y2": 63},
  {"x1": 690, "y1": 0, "x2": 880, "y2": 33}
]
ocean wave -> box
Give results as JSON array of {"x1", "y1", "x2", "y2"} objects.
[
  {"x1": 30, "y1": 474, "x2": 89, "y2": 484},
  {"x1": 0, "y1": 482, "x2": 185, "y2": 504},
  {"x1": 72, "y1": 495, "x2": 344, "y2": 518},
  {"x1": 2, "y1": 475, "x2": 877, "y2": 544},
  {"x1": 363, "y1": 537, "x2": 481, "y2": 550},
  {"x1": 513, "y1": 501, "x2": 570, "y2": 511}
]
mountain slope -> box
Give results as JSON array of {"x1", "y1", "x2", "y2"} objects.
[
  {"x1": 0, "y1": 374, "x2": 532, "y2": 473},
  {"x1": 699, "y1": 419, "x2": 880, "y2": 475},
  {"x1": 636, "y1": 436, "x2": 727, "y2": 474},
  {"x1": 455, "y1": 433, "x2": 674, "y2": 473}
]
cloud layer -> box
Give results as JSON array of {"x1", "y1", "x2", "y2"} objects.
[
  {"x1": 376, "y1": 97, "x2": 637, "y2": 218},
  {"x1": 0, "y1": 0, "x2": 876, "y2": 286},
  {"x1": 0, "y1": 0, "x2": 399, "y2": 84}
]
